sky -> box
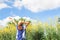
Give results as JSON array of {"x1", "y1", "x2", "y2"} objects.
[{"x1": 0, "y1": 0, "x2": 60, "y2": 25}]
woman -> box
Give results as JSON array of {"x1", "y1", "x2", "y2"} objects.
[
  {"x1": 17, "y1": 20, "x2": 30, "y2": 40},
  {"x1": 9, "y1": 17, "x2": 30, "y2": 40}
]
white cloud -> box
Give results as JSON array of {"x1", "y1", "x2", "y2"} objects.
[
  {"x1": 5, "y1": 0, "x2": 12, "y2": 2},
  {"x1": 0, "y1": 16, "x2": 38, "y2": 27},
  {"x1": 0, "y1": 17, "x2": 12, "y2": 26},
  {"x1": 0, "y1": 16, "x2": 21, "y2": 26},
  {"x1": 0, "y1": 16, "x2": 32, "y2": 26},
  {"x1": 0, "y1": 0, "x2": 6, "y2": 3},
  {"x1": 22, "y1": 0, "x2": 60, "y2": 12},
  {"x1": 13, "y1": 0, "x2": 23, "y2": 9},
  {"x1": 13, "y1": 16, "x2": 21, "y2": 20},
  {"x1": 0, "y1": 0, "x2": 60, "y2": 12},
  {"x1": 0, "y1": 0, "x2": 12, "y2": 9},
  {"x1": 0, "y1": 3, "x2": 11, "y2": 9},
  {"x1": 0, "y1": 20, "x2": 2, "y2": 25},
  {"x1": 12, "y1": 0, "x2": 60, "y2": 12},
  {"x1": 0, "y1": 0, "x2": 13, "y2": 3},
  {"x1": 22, "y1": 17, "x2": 31, "y2": 21}
]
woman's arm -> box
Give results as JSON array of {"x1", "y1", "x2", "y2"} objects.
[
  {"x1": 9, "y1": 17, "x2": 17, "y2": 25},
  {"x1": 25, "y1": 21, "x2": 30, "y2": 27}
]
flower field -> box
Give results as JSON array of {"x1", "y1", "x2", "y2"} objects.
[{"x1": 0, "y1": 19, "x2": 60, "y2": 40}]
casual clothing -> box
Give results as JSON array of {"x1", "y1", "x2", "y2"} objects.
[
  {"x1": 22, "y1": 24, "x2": 26, "y2": 39},
  {"x1": 16, "y1": 30, "x2": 23, "y2": 40},
  {"x1": 16, "y1": 24, "x2": 26, "y2": 40}
]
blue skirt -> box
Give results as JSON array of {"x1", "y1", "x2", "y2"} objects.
[{"x1": 16, "y1": 30, "x2": 23, "y2": 40}]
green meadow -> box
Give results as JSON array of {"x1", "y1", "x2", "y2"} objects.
[{"x1": 0, "y1": 18, "x2": 60, "y2": 40}]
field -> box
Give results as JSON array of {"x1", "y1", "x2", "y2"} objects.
[{"x1": 0, "y1": 19, "x2": 60, "y2": 40}]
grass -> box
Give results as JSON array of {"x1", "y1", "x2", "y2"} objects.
[{"x1": 0, "y1": 19, "x2": 60, "y2": 40}]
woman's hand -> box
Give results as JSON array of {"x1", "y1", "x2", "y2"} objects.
[{"x1": 25, "y1": 21, "x2": 30, "y2": 26}]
